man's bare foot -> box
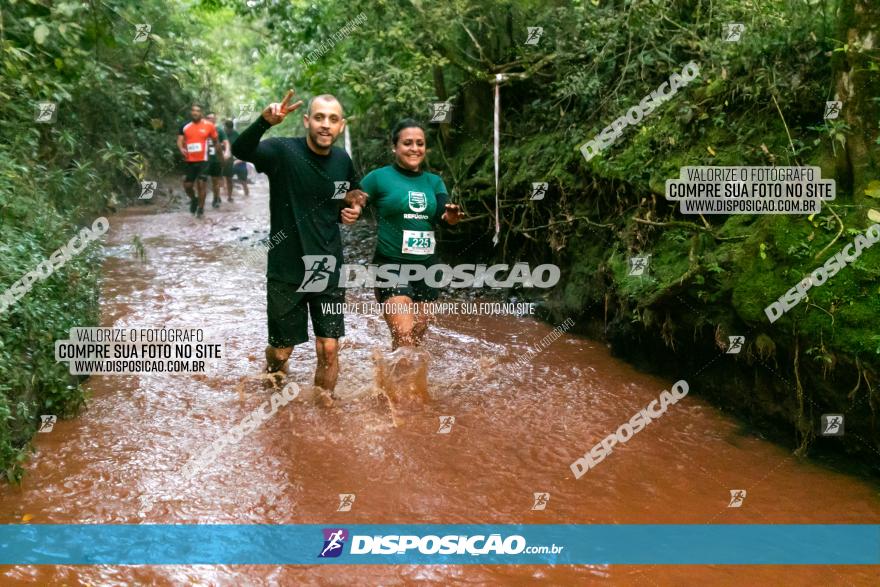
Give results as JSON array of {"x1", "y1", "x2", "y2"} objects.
[
  {"x1": 265, "y1": 346, "x2": 289, "y2": 373},
  {"x1": 314, "y1": 387, "x2": 338, "y2": 408}
]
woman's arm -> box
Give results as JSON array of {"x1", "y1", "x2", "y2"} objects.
[
  {"x1": 434, "y1": 192, "x2": 449, "y2": 225},
  {"x1": 432, "y1": 176, "x2": 463, "y2": 226}
]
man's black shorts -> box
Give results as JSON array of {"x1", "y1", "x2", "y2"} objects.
[
  {"x1": 372, "y1": 254, "x2": 440, "y2": 304},
  {"x1": 207, "y1": 158, "x2": 223, "y2": 178},
  {"x1": 267, "y1": 279, "x2": 345, "y2": 347},
  {"x1": 184, "y1": 161, "x2": 209, "y2": 182}
]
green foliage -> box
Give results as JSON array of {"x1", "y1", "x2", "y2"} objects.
[{"x1": 0, "y1": 0, "x2": 230, "y2": 481}]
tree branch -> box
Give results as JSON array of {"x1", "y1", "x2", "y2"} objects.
[
  {"x1": 517, "y1": 216, "x2": 614, "y2": 232},
  {"x1": 633, "y1": 216, "x2": 748, "y2": 241}
]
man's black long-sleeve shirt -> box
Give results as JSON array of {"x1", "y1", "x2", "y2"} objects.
[{"x1": 232, "y1": 116, "x2": 358, "y2": 286}]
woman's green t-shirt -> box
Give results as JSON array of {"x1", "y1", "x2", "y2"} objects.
[{"x1": 360, "y1": 165, "x2": 449, "y2": 262}]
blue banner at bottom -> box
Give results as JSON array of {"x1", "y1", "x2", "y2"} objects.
[{"x1": 0, "y1": 524, "x2": 878, "y2": 565}]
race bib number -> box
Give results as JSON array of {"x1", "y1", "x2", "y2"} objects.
[
  {"x1": 208, "y1": 145, "x2": 216, "y2": 155},
  {"x1": 402, "y1": 230, "x2": 435, "y2": 255},
  {"x1": 187, "y1": 143, "x2": 202, "y2": 153}
]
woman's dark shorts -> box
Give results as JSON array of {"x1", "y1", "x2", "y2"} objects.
[{"x1": 372, "y1": 254, "x2": 440, "y2": 304}]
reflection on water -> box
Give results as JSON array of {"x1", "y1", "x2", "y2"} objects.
[{"x1": 1, "y1": 179, "x2": 879, "y2": 585}]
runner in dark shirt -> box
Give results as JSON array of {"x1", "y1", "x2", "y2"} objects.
[
  {"x1": 206, "y1": 113, "x2": 230, "y2": 208},
  {"x1": 223, "y1": 120, "x2": 246, "y2": 199},
  {"x1": 232, "y1": 90, "x2": 366, "y2": 402}
]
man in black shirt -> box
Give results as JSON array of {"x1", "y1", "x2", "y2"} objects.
[{"x1": 232, "y1": 90, "x2": 366, "y2": 400}]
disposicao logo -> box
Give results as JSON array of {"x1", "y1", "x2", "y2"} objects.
[
  {"x1": 317, "y1": 530, "x2": 563, "y2": 558},
  {"x1": 319, "y1": 528, "x2": 349, "y2": 558}
]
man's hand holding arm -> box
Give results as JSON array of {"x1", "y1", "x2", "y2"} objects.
[
  {"x1": 339, "y1": 189, "x2": 367, "y2": 225},
  {"x1": 340, "y1": 204, "x2": 362, "y2": 225}
]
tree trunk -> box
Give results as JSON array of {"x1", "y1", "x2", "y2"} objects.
[{"x1": 833, "y1": 0, "x2": 880, "y2": 201}]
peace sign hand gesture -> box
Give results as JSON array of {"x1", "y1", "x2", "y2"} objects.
[{"x1": 261, "y1": 89, "x2": 304, "y2": 126}]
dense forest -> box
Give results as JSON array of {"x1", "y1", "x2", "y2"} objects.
[{"x1": 1, "y1": 0, "x2": 879, "y2": 482}]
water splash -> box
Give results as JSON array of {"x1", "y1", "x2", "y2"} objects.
[{"x1": 373, "y1": 347, "x2": 431, "y2": 424}]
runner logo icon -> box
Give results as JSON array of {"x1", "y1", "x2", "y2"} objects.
[
  {"x1": 430, "y1": 102, "x2": 451, "y2": 123},
  {"x1": 35, "y1": 102, "x2": 57, "y2": 123},
  {"x1": 437, "y1": 416, "x2": 455, "y2": 433},
  {"x1": 728, "y1": 489, "x2": 747, "y2": 508},
  {"x1": 629, "y1": 256, "x2": 649, "y2": 276},
  {"x1": 298, "y1": 255, "x2": 337, "y2": 293},
  {"x1": 140, "y1": 181, "x2": 157, "y2": 200},
  {"x1": 38, "y1": 415, "x2": 57, "y2": 433},
  {"x1": 726, "y1": 336, "x2": 744, "y2": 354},
  {"x1": 337, "y1": 494, "x2": 356, "y2": 512},
  {"x1": 531, "y1": 492, "x2": 550, "y2": 510},
  {"x1": 530, "y1": 182, "x2": 547, "y2": 200},
  {"x1": 525, "y1": 27, "x2": 543, "y2": 45},
  {"x1": 821, "y1": 414, "x2": 844, "y2": 436},
  {"x1": 722, "y1": 23, "x2": 744, "y2": 42},
  {"x1": 319, "y1": 528, "x2": 349, "y2": 558},
  {"x1": 134, "y1": 24, "x2": 151, "y2": 43},
  {"x1": 333, "y1": 181, "x2": 349, "y2": 199},
  {"x1": 824, "y1": 101, "x2": 842, "y2": 120}
]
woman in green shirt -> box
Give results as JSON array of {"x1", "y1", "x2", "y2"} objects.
[{"x1": 360, "y1": 119, "x2": 463, "y2": 349}]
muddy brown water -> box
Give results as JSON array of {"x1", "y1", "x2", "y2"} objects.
[{"x1": 2, "y1": 179, "x2": 879, "y2": 585}]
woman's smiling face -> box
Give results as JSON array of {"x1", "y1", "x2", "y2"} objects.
[{"x1": 394, "y1": 127, "x2": 426, "y2": 171}]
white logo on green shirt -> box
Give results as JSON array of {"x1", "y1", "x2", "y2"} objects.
[{"x1": 408, "y1": 191, "x2": 427, "y2": 212}]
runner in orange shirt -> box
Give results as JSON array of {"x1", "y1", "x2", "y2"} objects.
[{"x1": 177, "y1": 103, "x2": 219, "y2": 217}]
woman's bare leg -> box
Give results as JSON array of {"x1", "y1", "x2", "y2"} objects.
[
  {"x1": 411, "y1": 302, "x2": 433, "y2": 346},
  {"x1": 382, "y1": 295, "x2": 416, "y2": 350}
]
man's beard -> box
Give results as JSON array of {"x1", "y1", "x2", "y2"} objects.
[{"x1": 310, "y1": 130, "x2": 336, "y2": 147}]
